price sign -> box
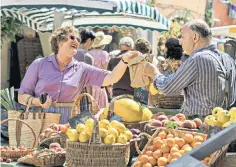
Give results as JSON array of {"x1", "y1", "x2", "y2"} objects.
[
  {"x1": 134, "y1": 87, "x2": 149, "y2": 106},
  {"x1": 68, "y1": 112, "x2": 92, "y2": 129}
]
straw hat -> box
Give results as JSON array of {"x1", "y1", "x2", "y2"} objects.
[{"x1": 92, "y1": 31, "x2": 112, "y2": 48}]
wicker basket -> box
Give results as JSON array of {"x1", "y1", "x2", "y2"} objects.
[
  {"x1": 66, "y1": 93, "x2": 130, "y2": 167},
  {"x1": 39, "y1": 132, "x2": 68, "y2": 148},
  {"x1": 133, "y1": 128, "x2": 227, "y2": 167},
  {"x1": 107, "y1": 95, "x2": 150, "y2": 162},
  {"x1": 151, "y1": 94, "x2": 184, "y2": 109},
  {"x1": 0, "y1": 119, "x2": 37, "y2": 160},
  {"x1": 18, "y1": 148, "x2": 66, "y2": 166}
]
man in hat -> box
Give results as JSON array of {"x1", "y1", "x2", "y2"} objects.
[{"x1": 107, "y1": 37, "x2": 135, "y2": 98}]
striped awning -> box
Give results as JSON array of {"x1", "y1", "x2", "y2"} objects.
[{"x1": 1, "y1": 0, "x2": 170, "y2": 32}]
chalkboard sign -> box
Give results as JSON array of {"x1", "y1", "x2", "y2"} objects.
[
  {"x1": 68, "y1": 112, "x2": 92, "y2": 129},
  {"x1": 134, "y1": 87, "x2": 149, "y2": 106}
]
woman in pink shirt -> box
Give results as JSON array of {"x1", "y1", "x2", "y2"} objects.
[
  {"x1": 18, "y1": 26, "x2": 139, "y2": 124},
  {"x1": 88, "y1": 31, "x2": 112, "y2": 108}
]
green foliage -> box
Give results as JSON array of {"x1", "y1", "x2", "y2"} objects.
[
  {"x1": 1, "y1": 16, "x2": 24, "y2": 42},
  {"x1": 205, "y1": 6, "x2": 214, "y2": 28}
]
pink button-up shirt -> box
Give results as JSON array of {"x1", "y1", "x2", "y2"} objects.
[{"x1": 19, "y1": 54, "x2": 108, "y2": 102}]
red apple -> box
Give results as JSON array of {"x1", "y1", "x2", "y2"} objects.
[
  {"x1": 157, "y1": 115, "x2": 168, "y2": 121},
  {"x1": 175, "y1": 113, "x2": 186, "y2": 122},
  {"x1": 162, "y1": 119, "x2": 169, "y2": 127},
  {"x1": 6, "y1": 159, "x2": 12, "y2": 163},
  {"x1": 169, "y1": 116, "x2": 179, "y2": 122},
  {"x1": 193, "y1": 118, "x2": 203, "y2": 128},
  {"x1": 151, "y1": 120, "x2": 162, "y2": 127}
]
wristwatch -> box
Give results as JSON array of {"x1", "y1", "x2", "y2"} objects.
[{"x1": 121, "y1": 58, "x2": 128, "y2": 64}]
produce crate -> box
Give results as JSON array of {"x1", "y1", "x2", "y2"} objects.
[{"x1": 132, "y1": 128, "x2": 227, "y2": 167}]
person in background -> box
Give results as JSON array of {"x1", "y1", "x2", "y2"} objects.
[
  {"x1": 18, "y1": 26, "x2": 140, "y2": 124},
  {"x1": 88, "y1": 31, "x2": 112, "y2": 108},
  {"x1": 107, "y1": 37, "x2": 135, "y2": 98},
  {"x1": 164, "y1": 38, "x2": 183, "y2": 60},
  {"x1": 74, "y1": 29, "x2": 96, "y2": 112}
]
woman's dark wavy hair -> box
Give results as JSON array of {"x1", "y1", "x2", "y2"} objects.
[
  {"x1": 80, "y1": 29, "x2": 96, "y2": 44},
  {"x1": 165, "y1": 38, "x2": 183, "y2": 60}
]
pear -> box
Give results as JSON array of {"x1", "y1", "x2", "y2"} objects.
[
  {"x1": 104, "y1": 134, "x2": 115, "y2": 144},
  {"x1": 222, "y1": 121, "x2": 235, "y2": 128},
  {"x1": 204, "y1": 115, "x2": 221, "y2": 127},
  {"x1": 66, "y1": 129, "x2": 80, "y2": 142},
  {"x1": 212, "y1": 107, "x2": 224, "y2": 117},
  {"x1": 117, "y1": 134, "x2": 128, "y2": 144},
  {"x1": 229, "y1": 107, "x2": 236, "y2": 122},
  {"x1": 216, "y1": 110, "x2": 230, "y2": 124}
]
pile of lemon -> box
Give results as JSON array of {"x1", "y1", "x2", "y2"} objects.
[{"x1": 66, "y1": 119, "x2": 133, "y2": 144}]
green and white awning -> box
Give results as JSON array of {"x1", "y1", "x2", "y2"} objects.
[{"x1": 1, "y1": 0, "x2": 170, "y2": 32}]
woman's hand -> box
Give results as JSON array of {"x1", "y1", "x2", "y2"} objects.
[
  {"x1": 122, "y1": 51, "x2": 141, "y2": 63},
  {"x1": 32, "y1": 96, "x2": 52, "y2": 108}
]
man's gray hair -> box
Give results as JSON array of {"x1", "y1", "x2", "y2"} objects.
[
  {"x1": 185, "y1": 19, "x2": 212, "y2": 41},
  {"x1": 119, "y1": 37, "x2": 134, "y2": 48}
]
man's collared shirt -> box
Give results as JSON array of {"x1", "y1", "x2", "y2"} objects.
[{"x1": 154, "y1": 45, "x2": 236, "y2": 116}]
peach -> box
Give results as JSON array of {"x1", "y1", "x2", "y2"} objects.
[
  {"x1": 143, "y1": 163, "x2": 152, "y2": 167},
  {"x1": 133, "y1": 161, "x2": 142, "y2": 167},
  {"x1": 153, "y1": 139, "x2": 164, "y2": 149},
  {"x1": 194, "y1": 135, "x2": 204, "y2": 143},
  {"x1": 146, "y1": 151, "x2": 153, "y2": 156},
  {"x1": 183, "y1": 147, "x2": 192, "y2": 154},
  {"x1": 172, "y1": 152, "x2": 182, "y2": 159},
  {"x1": 193, "y1": 118, "x2": 203, "y2": 128},
  {"x1": 158, "y1": 131, "x2": 167, "y2": 139},
  {"x1": 171, "y1": 158, "x2": 178, "y2": 163},
  {"x1": 191, "y1": 121, "x2": 197, "y2": 129},
  {"x1": 175, "y1": 113, "x2": 186, "y2": 122},
  {"x1": 161, "y1": 144, "x2": 170, "y2": 153},
  {"x1": 179, "y1": 150, "x2": 185, "y2": 155},
  {"x1": 153, "y1": 150, "x2": 162, "y2": 159},
  {"x1": 167, "y1": 134, "x2": 174, "y2": 138},
  {"x1": 148, "y1": 156, "x2": 157, "y2": 166},
  {"x1": 193, "y1": 142, "x2": 202, "y2": 148},
  {"x1": 166, "y1": 138, "x2": 175, "y2": 147},
  {"x1": 157, "y1": 157, "x2": 168, "y2": 166},
  {"x1": 168, "y1": 154, "x2": 173, "y2": 163},
  {"x1": 163, "y1": 153, "x2": 169, "y2": 159},
  {"x1": 139, "y1": 155, "x2": 149, "y2": 164},
  {"x1": 170, "y1": 147, "x2": 179, "y2": 155},
  {"x1": 172, "y1": 144, "x2": 180, "y2": 150},
  {"x1": 183, "y1": 134, "x2": 194, "y2": 143},
  {"x1": 175, "y1": 138, "x2": 186, "y2": 148}
]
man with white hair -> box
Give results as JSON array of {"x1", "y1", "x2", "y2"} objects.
[
  {"x1": 142, "y1": 19, "x2": 236, "y2": 117},
  {"x1": 107, "y1": 37, "x2": 134, "y2": 98}
]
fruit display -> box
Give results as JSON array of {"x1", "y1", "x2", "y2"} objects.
[
  {"x1": 133, "y1": 128, "x2": 216, "y2": 167},
  {"x1": 39, "y1": 123, "x2": 70, "y2": 142},
  {"x1": 149, "y1": 112, "x2": 202, "y2": 130},
  {"x1": 204, "y1": 107, "x2": 236, "y2": 128},
  {"x1": 17, "y1": 143, "x2": 66, "y2": 166},
  {"x1": 99, "y1": 98, "x2": 153, "y2": 122},
  {"x1": 67, "y1": 118, "x2": 134, "y2": 144}
]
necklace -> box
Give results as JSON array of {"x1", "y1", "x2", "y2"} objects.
[{"x1": 56, "y1": 55, "x2": 67, "y2": 67}]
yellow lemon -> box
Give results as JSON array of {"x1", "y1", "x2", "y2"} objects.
[
  {"x1": 85, "y1": 118, "x2": 94, "y2": 130},
  {"x1": 104, "y1": 134, "x2": 115, "y2": 144},
  {"x1": 110, "y1": 120, "x2": 120, "y2": 128},
  {"x1": 79, "y1": 131, "x2": 90, "y2": 143},
  {"x1": 99, "y1": 128, "x2": 108, "y2": 138},
  {"x1": 99, "y1": 119, "x2": 111, "y2": 129},
  {"x1": 66, "y1": 129, "x2": 79, "y2": 142},
  {"x1": 117, "y1": 134, "x2": 128, "y2": 144},
  {"x1": 108, "y1": 128, "x2": 119, "y2": 138},
  {"x1": 113, "y1": 122, "x2": 126, "y2": 133},
  {"x1": 76, "y1": 123, "x2": 86, "y2": 133},
  {"x1": 123, "y1": 130, "x2": 133, "y2": 141}
]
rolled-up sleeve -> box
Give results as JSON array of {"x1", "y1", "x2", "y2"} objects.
[
  {"x1": 82, "y1": 64, "x2": 109, "y2": 87},
  {"x1": 18, "y1": 59, "x2": 41, "y2": 95},
  {"x1": 154, "y1": 58, "x2": 198, "y2": 95}
]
